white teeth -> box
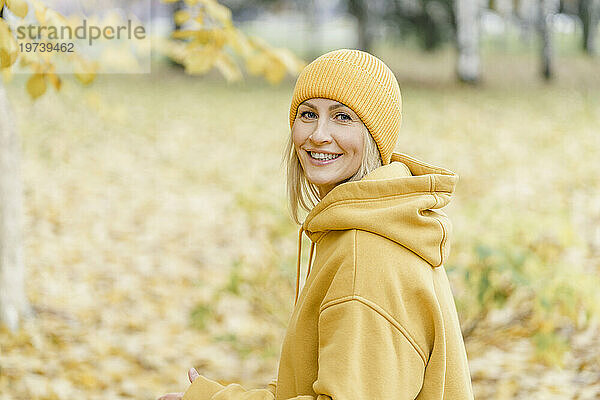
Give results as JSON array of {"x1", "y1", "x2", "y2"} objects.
[{"x1": 309, "y1": 151, "x2": 342, "y2": 161}]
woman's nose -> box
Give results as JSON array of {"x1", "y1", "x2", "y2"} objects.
[{"x1": 309, "y1": 121, "x2": 332, "y2": 144}]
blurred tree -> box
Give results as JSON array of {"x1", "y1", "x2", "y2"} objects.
[
  {"x1": 454, "y1": 0, "x2": 481, "y2": 83},
  {"x1": 0, "y1": 0, "x2": 101, "y2": 332},
  {"x1": 0, "y1": 70, "x2": 31, "y2": 334},
  {"x1": 538, "y1": 0, "x2": 560, "y2": 79},
  {"x1": 347, "y1": 0, "x2": 373, "y2": 52},
  {"x1": 385, "y1": 0, "x2": 457, "y2": 51},
  {"x1": 579, "y1": 0, "x2": 600, "y2": 55},
  {"x1": 0, "y1": 0, "x2": 79, "y2": 331},
  {"x1": 220, "y1": 0, "x2": 281, "y2": 21},
  {"x1": 0, "y1": 0, "x2": 32, "y2": 334},
  {"x1": 305, "y1": 0, "x2": 324, "y2": 59},
  {"x1": 223, "y1": 0, "x2": 373, "y2": 54}
]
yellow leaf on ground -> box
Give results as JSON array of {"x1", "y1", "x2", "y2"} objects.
[
  {"x1": 26, "y1": 73, "x2": 46, "y2": 99},
  {"x1": 6, "y1": 0, "x2": 28, "y2": 18}
]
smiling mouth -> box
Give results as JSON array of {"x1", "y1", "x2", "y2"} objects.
[{"x1": 308, "y1": 151, "x2": 343, "y2": 161}]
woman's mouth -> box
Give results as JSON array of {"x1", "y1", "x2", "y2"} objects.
[{"x1": 307, "y1": 151, "x2": 343, "y2": 165}]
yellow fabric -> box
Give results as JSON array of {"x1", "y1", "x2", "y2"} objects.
[
  {"x1": 288, "y1": 49, "x2": 402, "y2": 165},
  {"x1": 183, "y1": 152, "x2": 474, "y2": 400}
]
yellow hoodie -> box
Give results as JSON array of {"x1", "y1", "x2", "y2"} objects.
[{"x1": 182, "y1": 153, "x2": 474, "y2": 400}]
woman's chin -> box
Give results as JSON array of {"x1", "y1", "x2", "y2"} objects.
[{"x1": 305, "y1": 176, "x2": 337, "y2": 187}]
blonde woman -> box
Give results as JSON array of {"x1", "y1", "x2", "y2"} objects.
[{"x1": 159, "y1": 49, "x2": 474, "y2": 400}]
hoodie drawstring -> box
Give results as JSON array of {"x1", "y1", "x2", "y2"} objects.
[{"x1": 295, "y1": 226, "x2": 315, "y2": 306}]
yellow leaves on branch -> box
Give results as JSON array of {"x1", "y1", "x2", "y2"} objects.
[
  {"x1": 23, "y1": 60, "x2": 61, "y2": 98},
  {"x1": 5, "y1": 0, "x2": 29, "y2": 18},
  {"x1": 184, "y1": 44, "x2": 217, "y2": 74},
  {"x1": 73, "y1": 56, "x2": 98, "y2": 85},
  {"x1": 174, "y1": 9, "x2": 191, "y2": 25},
  {"x1": 246, "y1": 47, "x2": 299, "y2": 85},
  {"x1": 0, "y1": 18, "x2": 18, "y2": 68},
  {"x1": 202, "y1": 0, "x2": 232, "y2": 27},
  {"x1": 162, "y1": 0, "x2": 305, "y2": 84},
  {"x1": 214, "y1": 51, "x2": 242, "y2": 82},
  {"x1": 26, "y1": 73, "x2": 46, "y2": 99},
  {"x1": 1, "y1": 0, "x2": 101, "y2": 99}
]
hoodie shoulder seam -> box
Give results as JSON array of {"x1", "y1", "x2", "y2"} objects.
[{"x1": 319, "y1": 295, "x2": 428, "y2": 366}]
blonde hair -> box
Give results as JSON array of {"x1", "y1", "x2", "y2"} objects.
[{"x1": 282, "y1": 125, "x2": 383, "y2": 225}]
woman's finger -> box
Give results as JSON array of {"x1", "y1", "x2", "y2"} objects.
[
  {"x1": 188, "y1": 367, "x2": 200, "y2": 383},
  {"x1": 156, "y1": 392, "x2": 184, "y2": 400}
]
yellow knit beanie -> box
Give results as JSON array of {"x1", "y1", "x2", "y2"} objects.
[{"x1": 289, "y1": 48, "x2": 402, "y2": 165}]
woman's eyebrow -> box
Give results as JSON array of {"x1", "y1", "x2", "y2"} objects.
[
  {"x1": 328, "y1": 103, "x2": 346, "y2": 111},
  {"x1": 300, "y1": 102, "x2": 349, "y2": 111},
  {"x1": 300, "y1": 101, "x2": 316, "y2": 109}
]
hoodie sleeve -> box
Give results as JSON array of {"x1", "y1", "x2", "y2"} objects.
[
  {"x1": 311, "y1": 297, "x2": 426, "y2": 399},
  {"x1": 183, "y1": 298, "x2": 425, "y2": 400},
  {"x1": 182, "y1": 375, "x2": 282, "y2": 400},
  {"x1": 182, "y1": 376, "x2": 318, "y2": 400}
]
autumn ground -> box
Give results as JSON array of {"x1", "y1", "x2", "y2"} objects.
[{"x1": 1, "y1": 42, "x2": 600, "y2": 399}]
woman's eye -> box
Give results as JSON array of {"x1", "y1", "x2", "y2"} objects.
[
  {"x1": 300, "y1": 111, "x2": 317, "y2": 119},
  {"x1": 335, "y1": 113, "x2": 352, "y2": 121}
]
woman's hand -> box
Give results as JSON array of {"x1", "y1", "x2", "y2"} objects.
[{"x1": 157, "y1": 368, "x2": 200, "y2": 400}]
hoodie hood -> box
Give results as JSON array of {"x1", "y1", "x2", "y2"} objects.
[
  {"x1": 294, "y1": 152, "x2": 458, "y2": 305},
  {"x1": 304, "y1": 152, "x2": 458, "y2": 267}
]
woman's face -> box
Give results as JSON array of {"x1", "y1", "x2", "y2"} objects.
[{"x1": 292, "y1": 98, "x2": 366, "y2": 197}]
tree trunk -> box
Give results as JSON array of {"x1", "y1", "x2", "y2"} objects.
[
  {"x1": 580, "y1": 0, "x2": 600, "y2": 55},
  {"x1": 538, "y1": 0, "x2": 559, "y2": 80},
  {"x1": 454, "y1": 0, "x2": 481, "y2": 83},
  {"x1": 348, "y1": 0, "x2": 373, "y2": 52},
  {"x1": 0, "y1": 81, "x2": 31, "y2": 332},
  {"x1": 306, "y1": 0, "x2": 323, "y2": 60}
]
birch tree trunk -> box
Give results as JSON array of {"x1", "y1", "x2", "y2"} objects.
[
  {"x1": 0, "y1": 81, "x2": 31, "y2": 332},
  {"x1": 538, "y1": 0, "x2": 559, "y2": 80},
  {"x1": 580, "y1": 0, "x2": 600, "y2": 56},
  {"x1": 454, "y1": 0, "x2": 481, "y2": 83},
  {"x1": 306, "y1": 0, "x2": 323, "y2": 59}
]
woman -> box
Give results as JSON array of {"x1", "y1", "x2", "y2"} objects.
[{"x1": 159, "y1": 49, "x2": 474, "y2": 400}]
